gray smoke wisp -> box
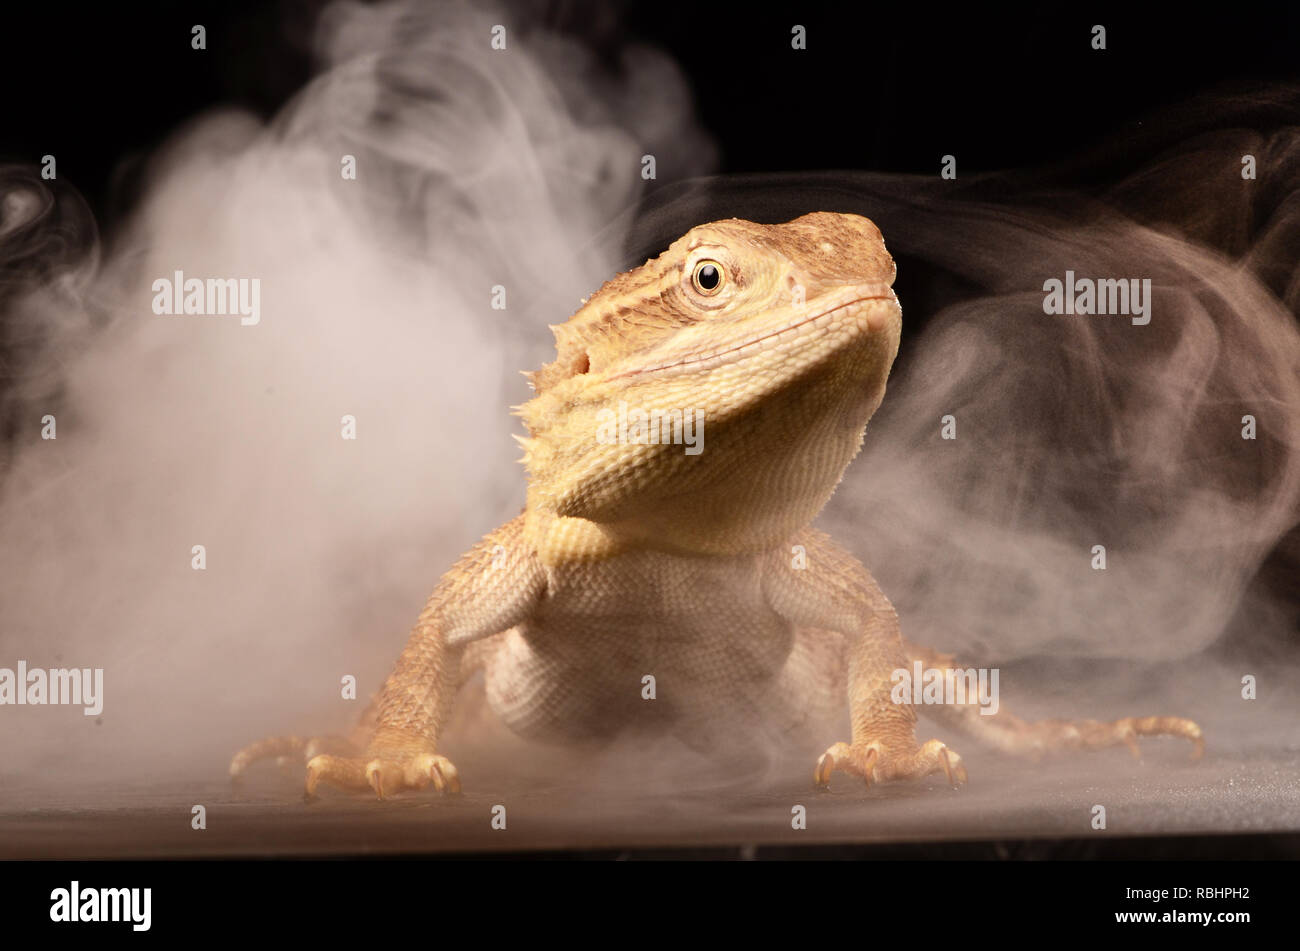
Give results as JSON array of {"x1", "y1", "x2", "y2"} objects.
[{"x1": 627, "y1": 123, "x2": 1300, "y2": 673}]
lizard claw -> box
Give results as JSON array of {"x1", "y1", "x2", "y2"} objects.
[
  {"x1": 301, "y1": 750, "x2": 461, "y2": 800},
  {"x1": 938, "y1": 743, "x2": 968, "y2": 787},
  {"x1": 365, "y1": 753, "x2": 462, "y2": 800},
  {"x1": 815, "y1": 742, "x2": 877, "y2": 789},
  {"x1": 238, "y1": 725, "x2": 464, "y2": 801},
  {"x1": 231, "y1": 733, "x2": 361, "y2": 791},
  {"x1": 814, "y1": 738, "x2": 966, "y2": 791},
  {"x1": 304, "y1": 753, "x2": 368, "y2": 801}
]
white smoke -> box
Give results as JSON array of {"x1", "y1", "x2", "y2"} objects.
[{"x1": 0, "y1": 0, "x2": 713, "y2": 792}]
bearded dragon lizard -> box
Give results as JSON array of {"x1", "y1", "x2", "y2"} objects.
[{"x1": 231, "y1": 212, "x2": 1203, "y2": 799}]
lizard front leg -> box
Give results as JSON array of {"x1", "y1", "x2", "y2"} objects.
[
  {"x1": 765, "y1": 528, "x2": 967, "y2": 791},
  {"x1": 232, "y1": 514, "x2": 546, "y2": 800}
]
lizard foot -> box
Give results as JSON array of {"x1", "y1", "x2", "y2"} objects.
[
  {"x1": 1018, "y1": 715, "x2": 1204, "y2": 761},
  {"x1": 304, "y1": 751, "x2": 462, "y2": 801},
  {"x1": 229, "y1": 734, "x2": 358, "y2": 786},
  {"x1": 814, "y1": 738, "x2": 967, "y2": 791}
]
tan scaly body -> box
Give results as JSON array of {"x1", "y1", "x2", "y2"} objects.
[{"x1": 232, "y1": 212, "x2": 1202, "y2": 798}]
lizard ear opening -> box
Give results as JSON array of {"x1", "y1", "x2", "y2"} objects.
[{"x1": 573, "y1": 351, "x2": 590, "y2": 375}]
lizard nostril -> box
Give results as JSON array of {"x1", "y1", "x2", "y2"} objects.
[{"x1": 573, "y1": 351, "x2": 590, "y2": 375}]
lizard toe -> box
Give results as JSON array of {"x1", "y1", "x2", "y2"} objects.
[
  {"x1": 364, "y1": 753, "x2": 462, "y2": 799},
  {"x1": 814, "y1": 738, "x2": 967, "y2": 791}
]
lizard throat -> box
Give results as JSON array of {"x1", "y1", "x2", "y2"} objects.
[{"x1": 611, "y1": 293, "x2": 896, "y2": 380}]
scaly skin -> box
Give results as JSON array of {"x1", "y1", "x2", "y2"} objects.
[{"x1": 231, "y1": 212, "x2": 1203, "y2": 799}]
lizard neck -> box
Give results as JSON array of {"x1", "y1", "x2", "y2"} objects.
[{"x1": 523, "y1": 338, "x2": 890, "y2": 565}]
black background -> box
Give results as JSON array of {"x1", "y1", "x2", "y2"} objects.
[{"x1": 4, "y1": 2, "x2": 1299, "y2": 217}]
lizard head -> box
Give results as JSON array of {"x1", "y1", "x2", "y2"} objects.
[{"x1": 517, "y1": 211, "x2": 902, "y2": 557}]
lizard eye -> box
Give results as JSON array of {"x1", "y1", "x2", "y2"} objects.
[{"x1": 691, "y1": 260, "x2": 725, "y2": 296}]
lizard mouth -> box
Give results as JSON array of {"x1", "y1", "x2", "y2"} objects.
[{"x1": 614, "y1": 289, "x2": 898, "y2": 379}]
